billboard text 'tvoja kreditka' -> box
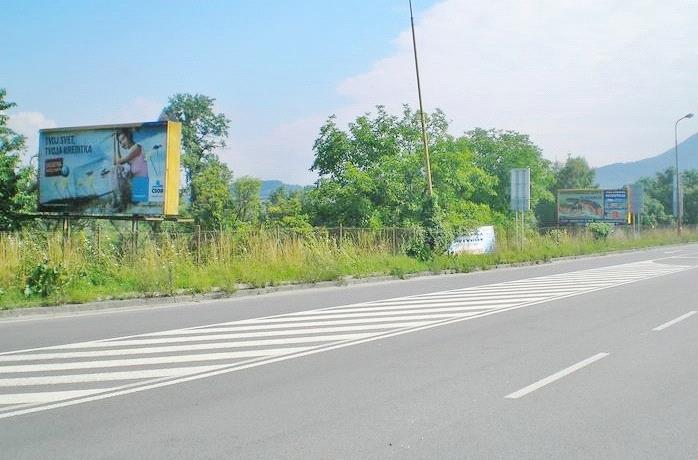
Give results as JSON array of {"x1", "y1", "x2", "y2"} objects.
[{"x1": 38, "y1": 121, "x2": 181, "y2": 216}]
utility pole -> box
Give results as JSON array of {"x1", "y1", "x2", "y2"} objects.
[
  {"x1": 409, "y1": 0, "x2": 433, "y2": 197},
  {"x1": 675, "y1": 113, "x2": 694, "y2": 236}
]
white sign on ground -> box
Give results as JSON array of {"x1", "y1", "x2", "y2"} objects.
[{"x1": 447, "y1": 226, "x2": 496, "y2": 255}]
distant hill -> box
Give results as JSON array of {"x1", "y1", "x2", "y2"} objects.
[
  {"x1": 260, "y1": 180, "x2": 305, "y2": 200},
  {"x1": 595, "y1": 132, "x2": 698, "y2": 188}
]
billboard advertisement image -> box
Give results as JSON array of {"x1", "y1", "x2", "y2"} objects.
[
  {"x1": 38, "y1": 121, "x2": 181, "y2": 216},
  {"x1": 557, "y1": 190, "x2": 604, "y2": 224},
  {"x1": 557, "y1": 189, "x2": 630, "y2": 224}
]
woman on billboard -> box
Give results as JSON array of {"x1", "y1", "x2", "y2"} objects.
[{"x1": 114, "y1": 127, "x2": 149, "y2": 206}]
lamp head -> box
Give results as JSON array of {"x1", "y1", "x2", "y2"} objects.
[{"x1": 686, "y1": 113, "x2": 695, "y2": 119}]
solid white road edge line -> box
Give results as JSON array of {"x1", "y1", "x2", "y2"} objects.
[
  {"x1": 505, "y1": 353, "x2": 610, "y2": 399},
  {"x1": 652, "y1": 311, "x2": 697, "y2": 331}
]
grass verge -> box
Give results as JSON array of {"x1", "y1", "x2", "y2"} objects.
[{"x1": 1, "y1": 227, "x2": 696, "y2": 310}]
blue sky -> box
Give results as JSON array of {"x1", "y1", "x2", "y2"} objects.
[
  {"x1": 3, "y1": 1, "x2": 436, "y2": 166},
  {"x1": 4, "y1": 1, "x2": 433, "y2": 124},
  {"x1": 5, "y1": 1, "x2": 698, "y2": 184}
]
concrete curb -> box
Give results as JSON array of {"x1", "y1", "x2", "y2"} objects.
[{"x1": 0, "y1": 241, "x2": 693, "y2": 321}]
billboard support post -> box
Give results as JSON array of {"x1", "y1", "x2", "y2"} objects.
[
  {"x1": 196, "y1": 225, "x2": 202, "y2": 265},
  {"x1": 131, "y1": 217, "x2": 138, "y2": 258},
  {"x1": 633, "y1": 212, "x2": 640, "y2": 238},
  {"x1": 62, "y1": 216, "x2": 70, "y2": 252},
  {"x1": 630, "y1": 183, "x2": 644, "y2": 238},
  {"x1": 95, "y1": 222, "x2": 101, "y2": 252}
]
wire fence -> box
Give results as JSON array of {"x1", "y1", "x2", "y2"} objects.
[
  {"x1": 3, "y1": 219, "x2": 693, "y2": 264},
  {"x1": 0, "y1": 223, "x2": 426, "y2": 266}
]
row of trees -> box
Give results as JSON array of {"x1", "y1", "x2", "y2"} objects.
[
  {"x1": 162, "y1": 99, "x2": 600, "y2": 232},
  {"x1": 0, "y1": 88, "x2": 690, "y2": 235}
]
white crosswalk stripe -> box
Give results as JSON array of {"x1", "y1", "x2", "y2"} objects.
[{"x1": 0, "y1": 259, "x2": 690, "y2": 419}]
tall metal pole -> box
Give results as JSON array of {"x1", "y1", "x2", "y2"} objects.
[
  {"x1": 674, "y1": 118, "x2": 683, "y2": 236},
  {"x1": 675, "y1": 113, "x2": 694, "y2": 236},
  {"x1": 409, "y1": 0, "x2": 433, "y2": 197}
]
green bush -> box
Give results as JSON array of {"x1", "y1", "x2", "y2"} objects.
[
  {"x1": 587, "y1": 222, "x2": 614, "y2": 240},
  {"x1": 24, "y1": 259, "x2": 65, "y2": 298},
  {"x1": 546, "y1": 228, "x2": 568, "y2": 245},
  {"x1": 405, "y1": 235, "x2": 432, "y2": 261}
]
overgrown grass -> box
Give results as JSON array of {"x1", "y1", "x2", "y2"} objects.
[{"x1": 1, "y1": 226, "x2": 696, "y2": 310}]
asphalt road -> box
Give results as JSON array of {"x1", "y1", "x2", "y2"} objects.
[{"x1": 1, "y1": 244, "x2": 697, "y2": 459}]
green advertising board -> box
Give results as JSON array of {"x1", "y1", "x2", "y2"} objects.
[{"x1": 557, "y1": 189, "x2": 629, "y2": 225}]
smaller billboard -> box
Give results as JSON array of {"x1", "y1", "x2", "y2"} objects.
[
  {"x1": 557, "y1": 189, "x2": 630, "y2": 225},
  {"x1": 603, "y1": 189, "x2": 629, "y2": 223},
  {"x1": 38, "y1": 121, "x2": 181, "y2": 217}
]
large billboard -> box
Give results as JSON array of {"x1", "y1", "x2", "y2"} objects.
[
  {"x1": 557, "y1": 189, "x2": 630, "y2": 225},
  {"x1": 38, "y1": 121, "x2": 181, "y2": 216}
]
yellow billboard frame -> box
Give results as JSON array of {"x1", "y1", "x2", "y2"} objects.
[{"x1": 164, "y1": 121, "x2": 181, "y2": 216}]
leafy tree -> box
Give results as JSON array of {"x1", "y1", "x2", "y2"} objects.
[
  {"x1": 429, "y1": 136, "x2": 499, "y2": 229},
  {"x1": 554, "y1": 155, "x2": 597, "y2": 190},
  {"x1": 464, "y1": 128, "x2": 555, "y2": 218},
  {"x1": 635, "y1": 167, "x2": 698, "y2": 226},
  {"x1": 0, "y1": 89, "x2": 30, "y2": 230},
  {"x1": 265, "y1": 187, "x2": 312, "y2": 231},
  {"x1": 680, "y1": 169, "x2": 698, "y2": 224},
  {"x1": 307, "y1": 105, "x2": 498, "y2": 230},
  {"x1": 637, "y1": 168, "x2": 674, "y2": 226},
  {"x1": 231, "y1": 176, "x2": 262, "y2": 224},
  {"x1": 190, "y1": 159, "x2": 235, "y2": 229},
  {"x1": 641, "y1": 196, "x2": 672, "y2": 227},
  {"x1": 161, "y1": 94, "x2": 230, "y2": 199},
  {"x1": 311, "y1": 105, "x2": 448, "y2": 181}
]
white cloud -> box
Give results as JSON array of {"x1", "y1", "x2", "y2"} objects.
[
  {"x1": 218, "y1": 0, "x2": 698, "y2": 183},
  {"x1": 334, "y1": 0, "x2": 698, "y2": 166},
  {"x1": 7, "y1": 111, "x2": 57, "y2": 162},
  {"x1": 221, "y1": 114, "x2": 326, "y2": 185}
]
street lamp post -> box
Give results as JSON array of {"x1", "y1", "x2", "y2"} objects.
[{"x1": 675, "y1": 113, "x2": 694, "y2": 236}]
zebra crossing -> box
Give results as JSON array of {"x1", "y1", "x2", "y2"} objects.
[{"x1": 0, "y1": 259, "x2": 690, "y2": 419}]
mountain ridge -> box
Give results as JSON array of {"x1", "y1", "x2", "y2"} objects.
[{"x1": 595, "y1": 132, "x2": 698, "y2": 188}]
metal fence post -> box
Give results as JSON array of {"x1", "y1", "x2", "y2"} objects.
[
  {"x1": 95, "y1": 222, "x2": 100, "y2": 253},
  {"x1": 130, "y1": 217, "x2": 138, "y2": 260},
  {"x1": 196, "y1": 225, "x2": 202, "y2": 265}
]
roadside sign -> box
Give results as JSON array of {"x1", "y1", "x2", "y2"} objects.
[
  {"x1": 630, "y1": 183, "x2": 644, "y2": 214},
  {"x1": 510, "y1": 168, "x2": 531, "y2": 211}
]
